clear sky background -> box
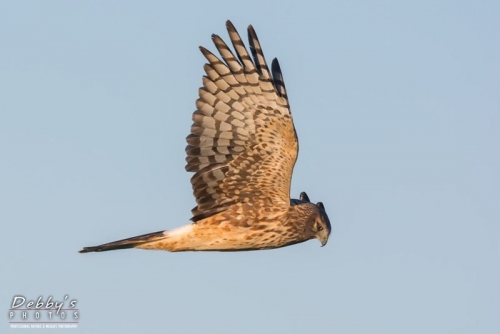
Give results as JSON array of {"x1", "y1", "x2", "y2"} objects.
[{"x1": 1, "y1": 1, "x2": 498, "y2": 333}]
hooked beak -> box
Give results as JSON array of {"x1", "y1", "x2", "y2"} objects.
[{"x1": 318, "y1": 234, "x2": 329, "y2": 247}]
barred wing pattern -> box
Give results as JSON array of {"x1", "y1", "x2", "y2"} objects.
[
  {"x1": 79, "y1": 21, "x2": 332, "y2": 254},
  {"x1": 186, "y1": 21, "x2": 298, "y2": 221}
]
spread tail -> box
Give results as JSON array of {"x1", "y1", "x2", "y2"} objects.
[{"x1": 79, "y1": 230, "x2": 166, "y2": 253}]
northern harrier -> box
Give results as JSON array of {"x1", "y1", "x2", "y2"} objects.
[{"x1": 79, "y1": 21, "x2": 331, "y2": 253}]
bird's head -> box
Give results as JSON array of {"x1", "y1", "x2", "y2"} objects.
[
  {"x1": 311, "y1": 201, "x2": 331, "y2": 246},
  {"x1": 297, "y1": 192, "x2": 331, "y2": 247}
]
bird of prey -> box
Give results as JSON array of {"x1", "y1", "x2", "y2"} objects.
[{"x1": 79, "y1": 20, "x2": 331, "y2": 253}]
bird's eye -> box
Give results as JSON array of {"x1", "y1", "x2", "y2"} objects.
[{"x1": 317, "y1": 225, "x2": 324, "y2": 231}]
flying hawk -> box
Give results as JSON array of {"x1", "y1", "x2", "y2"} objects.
[{"x1": 79, "y1": 20, "x2": 331, "y2": 253}]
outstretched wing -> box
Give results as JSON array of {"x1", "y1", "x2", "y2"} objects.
[{"x1": 186, "y1": 21, "x2": 298, "y2": 221}]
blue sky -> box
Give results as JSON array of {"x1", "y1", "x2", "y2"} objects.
[{"x1": 1, "y1": 1, "x2": 499, "y2": 333}]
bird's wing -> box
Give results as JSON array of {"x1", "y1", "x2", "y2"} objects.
[{"x1": 186, "y1": 21, "x2": 298, "y2": 221}]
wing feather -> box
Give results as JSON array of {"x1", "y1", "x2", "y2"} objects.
[{"x1": 186, "y1": 20, "x2": 298, "y2": 221}]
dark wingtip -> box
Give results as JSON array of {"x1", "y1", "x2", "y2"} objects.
[
  {"x1": 300, "y1": 192, "x2": 310, "y2": 202},
  {"x1": 247, "y1": 24, "x2": 256, "y2": 37},
  {"x1": 271, "y1": 57, "x2": 280, "y2": 68},
  {"x1": 226, "y1": 20, "x2": 235, "y2": 31}
]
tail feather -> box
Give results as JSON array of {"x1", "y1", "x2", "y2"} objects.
[{"x1": 79, "y1": 230, "x2": 166, "y2": 253}]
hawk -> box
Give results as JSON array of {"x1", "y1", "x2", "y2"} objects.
[{"x1": 79, "y1": 20, "x2": 331, "y2": 253}]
